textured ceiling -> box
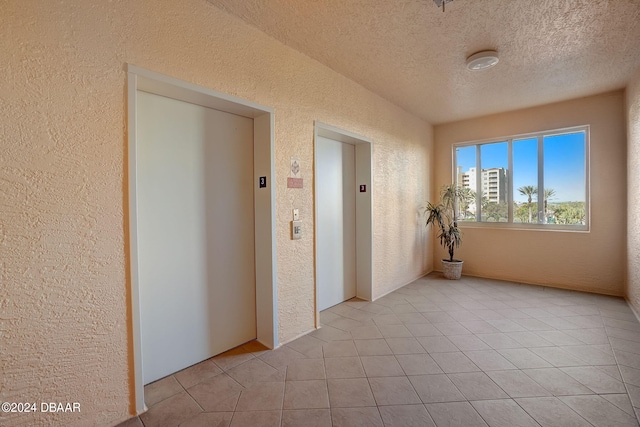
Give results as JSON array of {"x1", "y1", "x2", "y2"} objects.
[{"x1": 205, "y1": 0, "x2": 640, "y2": 124}]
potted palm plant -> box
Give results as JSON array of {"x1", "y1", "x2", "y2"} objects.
[{"x1": 425, "y1": 184, "x2": 473, "y2": 280}]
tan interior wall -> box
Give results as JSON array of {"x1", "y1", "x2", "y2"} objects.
[
  {"x1": 627, "y1": 70, "x2": 640, "y2": 312},
  {"x1": 0, "y1": 1, "x2": 432, "y2": 425},
  {"x1": 433, "y1": 91, "x2": 626, "y2": 296}
]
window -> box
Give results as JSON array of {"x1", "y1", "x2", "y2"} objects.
[{"x1": 454, "y1": 126, "x2": 589, "y2": 230}]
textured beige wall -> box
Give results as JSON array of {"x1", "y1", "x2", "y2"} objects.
[
  {"x1": 627, "y1": 70, "x2": 640, "y2": 312},
  {"x1": 433, "y1": 91, "x2": 626, "y2": 296},
  {"x1": 0, "y1": 1, "x2": 431, "y2": 425}
]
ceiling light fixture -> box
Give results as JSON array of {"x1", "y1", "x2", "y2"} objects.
[
  {"x1": 466, "y1": 50, "x2": 500, "y2": 71},
  {"x1": 433, "y1": 0, "x2": 454, "y2": 12}
]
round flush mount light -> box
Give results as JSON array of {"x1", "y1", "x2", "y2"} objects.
[{"x1": 466, "y1": 50, "x2": 499, "y2": 71}]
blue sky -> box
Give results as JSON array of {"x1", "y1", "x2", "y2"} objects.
[{"x1": 456, "y1": 132, "x2": 586, "y2": 203}]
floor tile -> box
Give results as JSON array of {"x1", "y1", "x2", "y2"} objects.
[
  {"x1": 522, "y1": 368, "x2": 593, "y2": 396},
  {"x1": 497, "y1": 348, "x2": 553, "y2": 369},
  {"x1": 606, "y1": 326, "x2": 640, "y2": 343},
  {"x1": 372, "y1": 313, "x2": 403, "y2": 325},
  {"x1": 529, "y1": 346, "x2": 588, "y2": 367},
  {"x1": 137, "y1": 275, "x2": 640, "y2": 427},
  {"x1": 213, "y1": 346, "x2": 255, "y2": 371},
  {"x1": 283, "y1": 379, "x2": 329, "y2": 409},
  {"x1": 378, "y1": 323, "x2": 413, "y2": 338},
  {"x1": 425, "y1": 401, "x2": 488, "y2": 426},
  {"x1": 471, "y1": 398, "x2": 539, "y2": 427},
  {"x1": 564, "y1": 328, "x2": 609, "y2": 345},
  {"x1": 433, "y1": 321, "x2": 472, "y2": 336},
  {"x1": 614, "y1": 349, "x2": 640, "y2": 370},
  {"x1": 515, "y1": 397, "x2": 590, "y2": 427},
  {"x1": 494, "y1": 308, "x2": 531, "y2": 319},
  {"x1": 535, "y1": 330, "x2": 585, "y2": 346},
  {"x1": 285, "y1": 358, "x2": 325, "y2": 381},
  {"x1": 448, "y1": 309, "x2": 482, "y2": 322},
  {"x1": 603, "y1": 316, "x2": 640, "y2": 332},
  {"x1": 487, "y1": 319, "x2": 529, "y2": 332},
  {"x1": 285, "y1": 335, "x2": 325, "y2": 358},
  {"x1": 447, "y1": 372, "x2": 509, "y2": 400},
  {"x1": 601, "y1": 394, "x2": 636, "y2": 417},
  {"x1": 620, "y1": 364, "x2": 640, "y2": 389},
  {"x1": 626, "y1": 382, "x2": 640, "y2": 408},
  {"x1": 354, "y1": 338, "x2": 393, "y2": 355},
  {"x1": 319, "y1": 310, "x2": 342, "y2": 325},
  {"x1": 327, "y1": 316, "x2": 368, "y2": 332},
  {"x1": 464, "y1": 349, "x2": 518, "y2": 371},
  {"x1": 230, "y1": 410, "x2": 281, "y2": 427},
  {"x1": 360, "y1": 355, "x2": 405, "y2": 377},
  {"x1": 486, "y1": 370, "x2": 552, "y2": 398},
  {"x1": 235, "y1": 381, "x2": 284, "y2": 411},
  {"x1": 422, "y1": 311, "x2": 456, "y2": 323},
  {"x1": 114, "y1": 417, "x2": 144, "y2": 427},
  {"x1": 405, "y1": 323, "x2": 443, "y2": 337},
  {"x1": 448, "y1": 334, "x2": 492, "y2": 351},
  {"x1": 412, "y1": 302, "x2": 443, "y2": 313},
  {"x1": 506, "y1": 331, "x2": 554, "y2": 347},
  {"x1": 596, "y1": 364, "x2": 623, "y2": 380},
  {"x1": 180, "y1": 412, "x2": 233, "y2": 427},
  {"x1": 396, "y1": 353, "x2": 443, "y2": 375},
  {"x1": 324, "y1": 356, "x2": 366, "y2": 378},
  {"x1": 139, "y1": 391, "x2": 202, "y2": 427},
  {"x1": 378, "y1": 404, "x2": 436, "y2": 427},
  {"x1": 416, "y1": 336, "x2": 459, "y2": 353},
  {"x1": 188, "y1": 373, "x2": 244, "y2": 412},
  {"x1": 174, "y1": 358, "x2": 223, "y2": 389},
  {"x1": 559, "y1": 395, "x2": 639, "y2": 426},
  {"x1": 566, "y1": 315, "x2": 604, "y2": 328},
  {"x1": 226, "y1": 358, "x2": 284, "y2": 386},
  {"x1": 459, "y1": 320, "x2": 501, "y2": 334},
  {"x1": 368, "y1": 376, "x2": 421, "y2": 405},
  {"x1": 240, "y1": 340, "x2": 271, "y2": 357},
  {"x1": 309, "y1": 325, "x2": 352, "y2": 342},
  {"x1": 560, "y1": 366, "x2": 627, "y2": 393},
  {"x1": 282, "y1": 409, "x2": 331, "y2": 427},
  {"x1": 331, "y1": 407, "x2": 384, "y2": 427},
  {"x1": 259, "y1": 346, "x2": 305, "y2": 371},
  {"x1": 385, "y1": 337, "x2": 426, "y2": 354},
  {"x1": 349, "y1": 323, "x2": 383, "y2": 339},
  {"x1": 327, "y1": 378, "x2": 376, "y2": 407},
  {"x1": 144, "y1": 375, "x2": 183, "y2": 407},
  {"x1": 322, "y1": 340, "x2": 358, "y2": 358},
  {"x1": 430, "y1": 351, "x2": 480, "y2": 373},
  {"x1": 476, "y1": 333, "x2": 523, "y2": 349},
  {"x1": 391, "y1": 303, "x2": 418, "y2": 313},
  {"x1": 512, "y1": 317, "x2": 557, "y2": 331},
  {"x1": 397, "y1": 312, "x2": 430, "y2": 324},
  {"x1": 408, "y1": 374, "x2": 466, "y2": 403},
  {"x1": 561, "y1": 344, "x2": 617, "y2": 365},
  {"x1": 359, "y1": 302, "x2": 392, "y2": 314}
]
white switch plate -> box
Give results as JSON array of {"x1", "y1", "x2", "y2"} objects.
[
  {"x1": 293, "y1": 209, "x2": 299, "y2": 220},
  {"x1": 292, "y1": 220, "x2": 302, "y2": 240}
]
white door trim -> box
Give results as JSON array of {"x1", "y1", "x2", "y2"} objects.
[
  {"x1": 313, "y1": 121, "x2": 373, "y2": 326},
  {"x1": 126, "y1": 64, "x2": 278, "y2": 414}
]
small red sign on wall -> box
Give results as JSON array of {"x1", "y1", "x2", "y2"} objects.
[
  {"x1": 360, "y1": 185, "x2": 366, "y2": 192},
  {"x1": 288, "y1": 177, "x2": 303, "y2": 188}
]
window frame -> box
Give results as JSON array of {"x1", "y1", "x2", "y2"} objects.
[{"x1": 452, "y1": 125, "x2": 590, "y2": 232}]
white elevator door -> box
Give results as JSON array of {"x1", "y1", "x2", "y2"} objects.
[
  {"x1": 137, "y1": 91, "x2": 256, "y2": 384},
  {"x1": 317, "y1": 136, "x2": 357, "y2": 311}
]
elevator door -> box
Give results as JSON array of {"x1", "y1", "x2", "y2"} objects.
[
  {"x1": 137, "y1": 91, "x2": 256, "y2": 384},
  {"x1": 316, "y1": 136, "x2": 357, "y2": 311}
]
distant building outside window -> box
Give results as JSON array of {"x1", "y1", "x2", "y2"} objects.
[{"x1": 453, "y1": 126, "x2": 589, "y2": 230}]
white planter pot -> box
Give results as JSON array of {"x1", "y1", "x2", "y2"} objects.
[{"x1": 441, "y1": 259, "x2": 463, "y2": 280}]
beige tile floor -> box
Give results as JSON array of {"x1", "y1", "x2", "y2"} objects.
[{"x1": 116, "y1": 274, "x2": 640, "y2": 426}]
